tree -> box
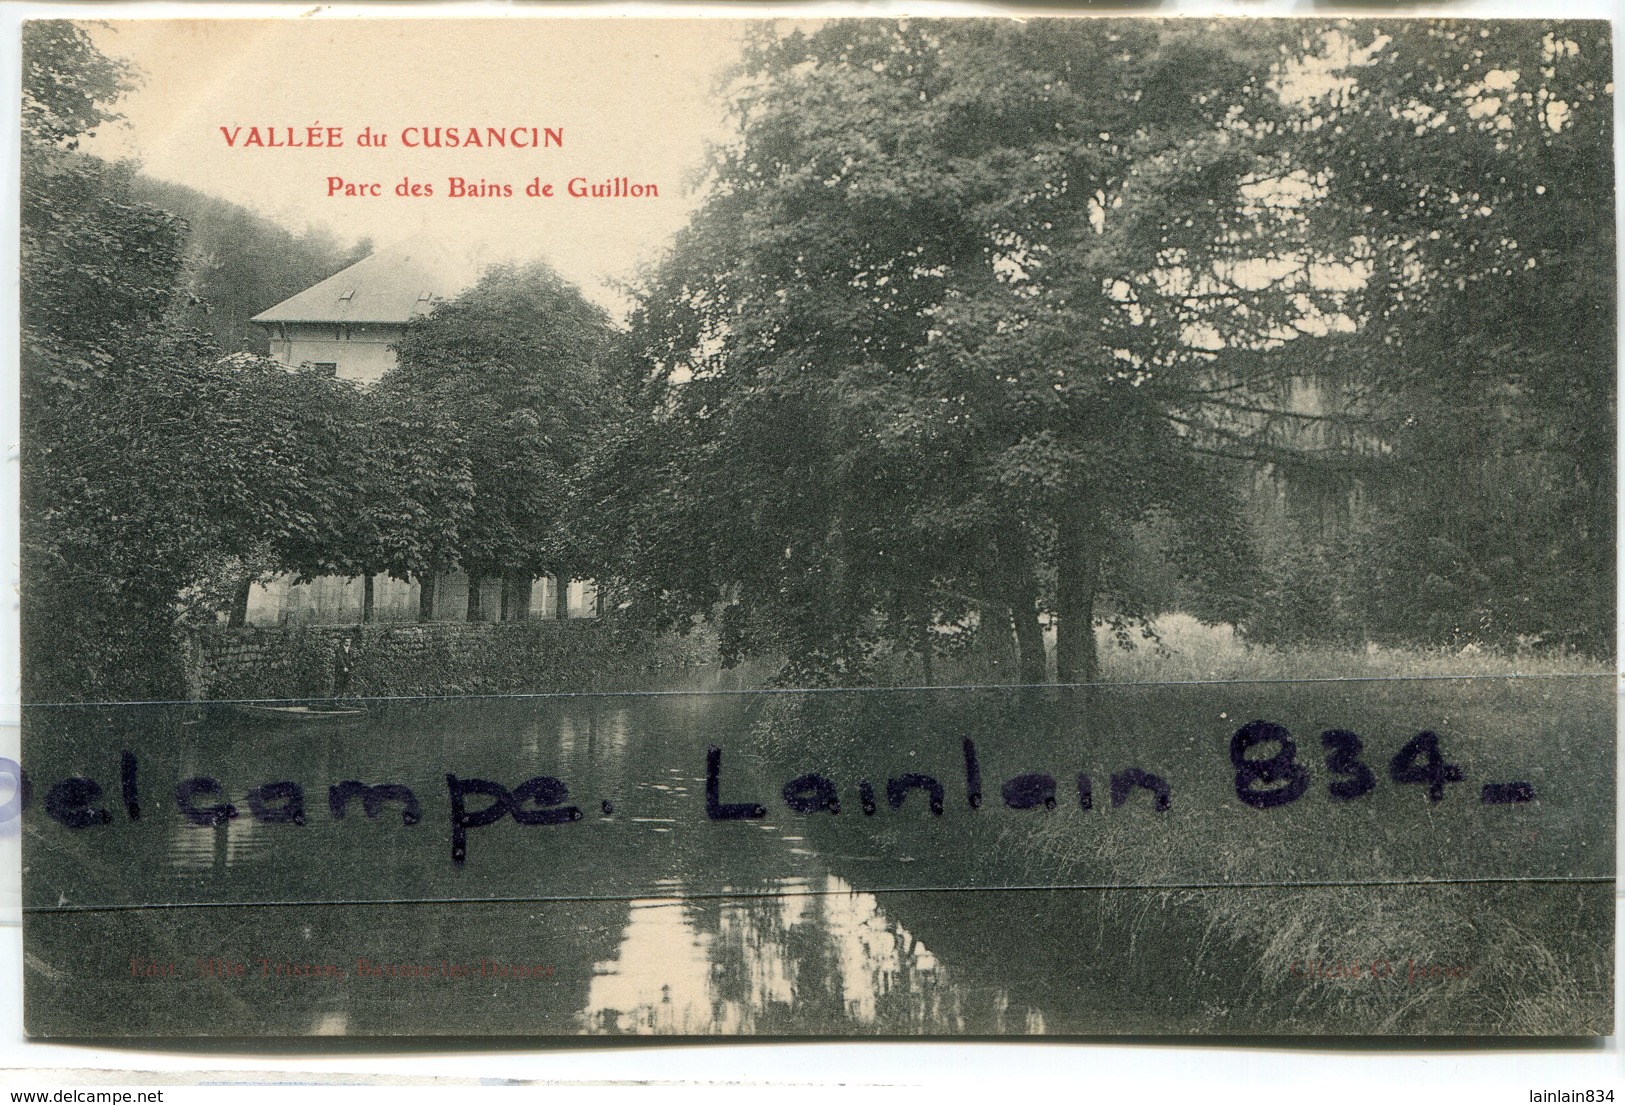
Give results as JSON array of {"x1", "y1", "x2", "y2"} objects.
[
  {"x1": 203, "y1": 357, "x2": 474, "y2": 627},
  {"x1": 21, "y1": 22, "x2": 202, "y2": 699},
  {"x1": 384, "y1": 262, "x2": 616, "y2": 621},
  {"x1": 20, "y1": 23, "x2": 459, "y2": 699},
  {"x1": 345, "y1": 393, "x2": 475, "y2": 622},
  {"x1": 131, "y1": 176, "x2": 371, "y2": 355},
  {"x1": 598, "y1": 20, "x2": 1336, "y2": 684},
  {"x1": 1287, "y1": 20, "x2": 1614, "y2": 653},
  {"x1": 21, "y1": 20, "x2": 130, "y2": 152}
]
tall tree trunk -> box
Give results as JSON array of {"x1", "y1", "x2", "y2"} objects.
[
  {"x1": 504, "y1": 572, "x2": 533, "y2": 622},
  {"x1": 995, "y1": 529, "x2": 1047, "y2": 684},
  {"x1": 1008, "y1": 576, "x2": 1046, "y2": 686},
  {"x1": 228, "y1": 577, "x2": 253, "y2": 628},
  {"x1": 499, "y1": 574, "x2": 511, "y2": 622},
  {"x1": 466, "y1": 574, "x2": 484, "y2": 622},
  {"x1": 824, "y1": 506, "x2": 855, "y2": 674},
  {"x1": 919, "y1": 608, "x2": 935, "y2": 686},
  {"x1": 418, "y1": 573, "x2": 437, "y2": 622},
  {"x1": 553, "y1": 570, "x2": 571, "y2": 620},
  {"x1": 1054, "y1": 515, "x2": 1101, "y2": 685},
  {"x1": 362, "y1": 574, "x2": 375, "y2": 624}
]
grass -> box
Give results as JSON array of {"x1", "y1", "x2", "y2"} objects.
[
  {"x1": 893, "y1": 611, "x2": 1610, "y2": 689},
  {"x1": 1094, "y1": 613, "x2": 1609, "y2": 684},
  {"x1": 789, "y1": 613, "x2": 1613, "y2": 1033},
  {"x1": 994, "y1": 623, "x2": 1616, "y2": 1035},
  {"x1": 1185, "y1": 879, "x2": 1607, "y2": 1033},
  {"x1": 1008, "y1": 817, "x2": 1612, "y2": 1033}
]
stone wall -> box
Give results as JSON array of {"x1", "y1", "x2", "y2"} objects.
[{"x1": 188, "y1": 621, "x2": 717, "y2": 702}]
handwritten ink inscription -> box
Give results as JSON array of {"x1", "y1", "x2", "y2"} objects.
[{"x1": 3, "y1": 723, "x2": 1538, "y2": 866}]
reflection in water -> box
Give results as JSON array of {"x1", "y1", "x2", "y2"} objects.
[
  {"x1": 168, "y1": 815, "x2": 272, "y2": 873},
  {"x1": 580, "y1": 873, "x2": 1045, "y2": 1035},
  {"x1": 47, "y1": 691, "x2": 1073, "y2": 1034},
  {"x1": 124, "y1": 693, "x2": 1051, "y2": 1034},
  {"x1": 581, "y1": 899, "x2": 719, "y2": 1033},
  {"x1": 311, "y1": 1011, "x2": 348, "y2": 1036}
]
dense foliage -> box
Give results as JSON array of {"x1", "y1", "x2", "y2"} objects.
[
  {"x1": 594, "y1": 19, "x2": 1611, "y2": 681},
  {"x1": 19, "y1": 18, "x2": 1614, "y2": 700},
  {"x1": 131, "y1": 176, "x2": 372, "y2": 355},
  {"x1": 1285, "y1": 21, "x2": 1614, "y2": 653},
  {"x1": 20, "y1": 23, "x2": 476, "y2": 700},
  {"x1": 385, "y1": 263, "x2": 616, "y2": 618}
]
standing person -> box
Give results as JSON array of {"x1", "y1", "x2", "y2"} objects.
[{"x1": 331, "y1": 635, "x2": 355, "y2": 701}]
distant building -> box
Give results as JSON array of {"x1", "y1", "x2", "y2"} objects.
[
  {"x1": 242, "y1": 241, "x2": 597, "y2": 626},
  {"x1": 251, "y1": 240, "x2": 467, "y2": 385}
]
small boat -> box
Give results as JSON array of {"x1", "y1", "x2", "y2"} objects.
[{"x1": 227, "y1": 702, "x2": 370, "y2": 725}]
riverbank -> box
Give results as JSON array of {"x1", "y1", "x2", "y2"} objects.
[
  {"x1": 734, "y1": 662, "x2": 1611, "y2": 1034},
  {"x1": 1091, "y1": 614, "x2": 1607, "y2": 683},
  {"x1": 867, "y1": 612, "x2": 1606, "y2": 690},
  {"x1": 186, "y1": 610, "x2": 1606, "y2": 704}
]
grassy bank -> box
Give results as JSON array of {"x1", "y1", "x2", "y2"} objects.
[
  {"x1": 1010, "y1": 634, "x2": 1614, "y2": 1034},
  {"x1": 1093, "y1": 614, "x2": 1608, "y2": 684},
  {"x1": 744, "y1": 623, "x2": 1612, "y2": 1034},
  {"x1": 887, "y1": 612, "x2": 1609, "y2": 689}
]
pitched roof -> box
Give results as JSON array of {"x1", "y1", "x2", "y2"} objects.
[{"x1": 251, "y1": 239, "x2": 482, "y2": 325}]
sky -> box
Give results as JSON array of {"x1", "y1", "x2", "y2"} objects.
[{"x1": 81, "y1": 17, "x2": 753, "y2": 317}]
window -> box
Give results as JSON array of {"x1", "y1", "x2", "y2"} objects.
[{"x1": 312, "y1": 362, "x2": 338, "y2": 377}]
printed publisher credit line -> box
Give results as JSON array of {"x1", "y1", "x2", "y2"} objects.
[{"x1": 20, "y1": 874, "x2": 1616, "y2": 916}]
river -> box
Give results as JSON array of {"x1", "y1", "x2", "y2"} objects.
[{"x1": 20, "y1": 670, "x2": 1613, "y2": 1035}]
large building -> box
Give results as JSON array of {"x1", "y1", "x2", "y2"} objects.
[{"x1": 243, "y1": 241, "x2": 597, "y2": 626}]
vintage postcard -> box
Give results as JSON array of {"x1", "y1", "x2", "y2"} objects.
[{"x1": 14, "y1": 14, "x2": 1614, "y2": 1036}]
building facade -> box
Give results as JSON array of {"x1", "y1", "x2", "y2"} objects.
[
  {"x1": 244, "y1": 572, "x2": 599, "y2": 626},
  {"x1": 252, "y1": 239, "x2": 466, "y2": 384}
]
